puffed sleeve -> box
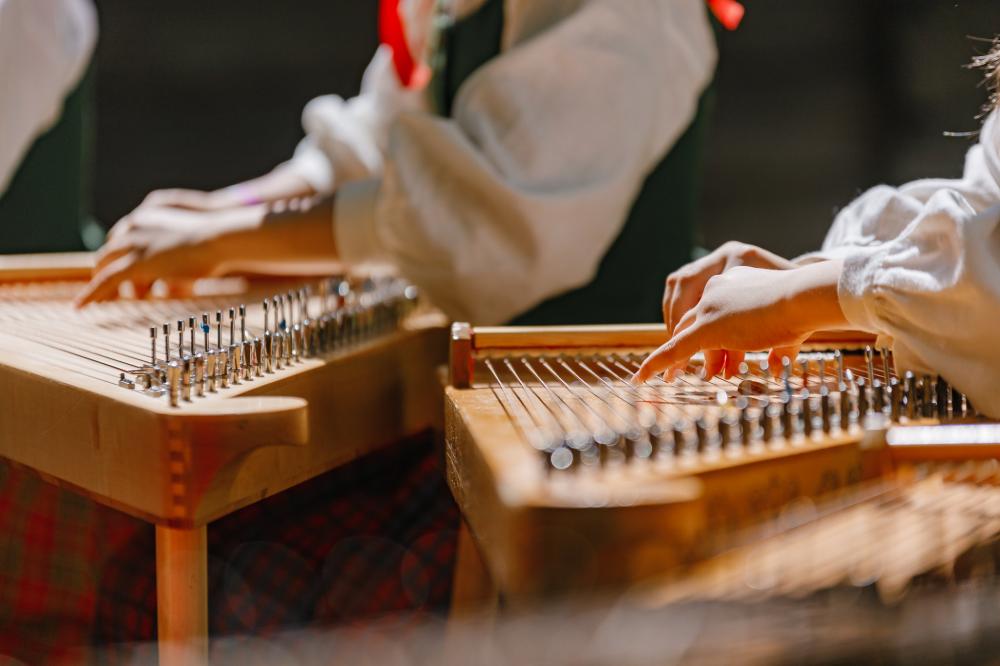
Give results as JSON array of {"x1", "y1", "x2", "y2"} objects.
[
  {"x1": 284, "y1": 45, "x2": 428, "y2": 195},
  {"x1": 333, "y1": 0, "x2": 717, "y2": 324},
  {"x1": 796, "y1": 111, "x2": 1000, "y2": 265},
  {"x1": 0, "y1": 0, "x2": 96, "y2": 193},
  {"x1": 838, "y1": 196, "x2": 1000, "y2": 417}
]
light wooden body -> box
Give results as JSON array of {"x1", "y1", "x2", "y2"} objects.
[
  {"x1": 0, "y1": 253, "x2": 449, "y2": 664},
  {"x1": 444, "y1": 323, "x2": 997, "y2": 606},
  {"x1": 0, "y1": 316, "x2": 447, "y2": 528},
  {"x1": 446, "y1": 385, "x2": 866, "y2": 601}
]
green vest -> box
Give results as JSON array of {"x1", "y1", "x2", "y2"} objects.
[
  {"x1": 431, "y1": 0, "x2": 712, "y2": 325},
  {"x1": 0, "y1": 67, "x2": 96, "y2": 254}
]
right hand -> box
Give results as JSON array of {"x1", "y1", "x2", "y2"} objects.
[{"x1": 662, "y1": 241, "x2": 797, "y2": 377}]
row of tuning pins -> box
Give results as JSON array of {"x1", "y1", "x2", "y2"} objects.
[
  {"x1": 120, "y1": 277, "x2": 418, "y2": 406},
  {"x1": 541, "y1": 347, "x2": 975, "y2": 472},
  {"x1": 824, "y1": 346, "x2": 974, "y2": 424}
]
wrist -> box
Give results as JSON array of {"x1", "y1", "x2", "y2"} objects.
[{"x1": 783, "y1": 260, "x2": 848, "y2": 335}]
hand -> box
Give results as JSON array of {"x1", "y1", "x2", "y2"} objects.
[
  {"x1": 636, "y1": 261, "x2": 847, "y2": 383},
  {"x1": 76, "y1": 196, "x2": 340, "y2": 307},
  {"x1": 76, "y1": 204, "x2": 268, "y2": 305},
  {"x1": 663, "y1": 242, "x2": 797, "y2": 377},
  {"x1": 663, "y1": 241, "x2": 796, "y2": 336}
]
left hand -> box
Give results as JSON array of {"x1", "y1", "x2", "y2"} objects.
[
  {"x1": 635, "y1": 261, "x2": 847, "y2": 383},
  {"x1": 76, "y1": 204, "x2": 267, "y2": 306}
]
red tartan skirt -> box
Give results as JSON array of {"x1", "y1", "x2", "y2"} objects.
[{"x1": 0, "y1": 433, "x2": 459, "y2": 664}]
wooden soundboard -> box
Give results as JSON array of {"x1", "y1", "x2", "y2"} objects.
[
  {"x1": 444, "y1": 323, "x2": 996, "y2": 608},
  {"x1": 0, "y1": 253, "x2": 449, "y2": 664}
]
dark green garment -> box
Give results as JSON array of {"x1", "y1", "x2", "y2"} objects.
[
  {"x1": 431, "y1": 0, "x2": 712, "y2": 325},
  {"x1": 0, "y1": 67, "x2": 95, "y2": 254}
]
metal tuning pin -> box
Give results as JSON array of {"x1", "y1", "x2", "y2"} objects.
[
  {"x1": 951, "y1": 385, "x2": 964, "y2": 419},
  {"x1": 871, "y1": 379, "x2": 885, "y2": 415},
  {"x1": 799, "y1": 358, "x2": 810, "y2": 390},
  {"x1": 229, "y1": 343, "x2": 241, "y2": 385},
  {"x1": 167, "y1": 362, "x2": 180, "y2": 407},
  {"x1": 880, "y1": 347, "x2": 891, "y2": 383},
  {"x1": 163, "y1": 322, "x2": 171, "y2": 362},
  {"x1": 218, "y1": 348, "x2": 230, "y2": 389},
  {"x1": 181, "y1": 356, "x2": 192, "y2": 402},
  {"x1": 799, "y1": 388, "x2": 813, "y2": 438},
  {"x1": 263, "y1": 299, "x2": 270, "y2": 337},
  {"x1": 672, "y1": 420, "x2": 687, "y2": 455},
  {"x1": 177, "y1": 320, "x2": 184, "y2": 357},
  {"x1": 864, "y1": 346, "x2": 875, "y2": 386},
  {"x1": 253, "y1": 338, "x2": 263, "y2": 378},
  {"x1": 229, "y1": 307, "x2": 236, "y2": 347},
  {"x1": 921, "y1": 374, "x2": 934, "y2": 418},
  {"x1": 819, "y1": 386, "x2": 832, "y2": 433},
  {"x1": 781, "y1": 356, "x2": 793, "y2": 397},
  {"x1": 242, "y1": 339, "x2": 254, "y2": 381},
  {"x1": 935, "y1": 377, "x2": 949, "y2": 420},
  {"x1": 150, "y1": 326, "x2": 158, "y2": 366},
  {"x1": 274, "y1": 329, "x2": 284, "y2": 371},
  {"x1": 889, "y1": 378, "x2": 903, "y2": 422},
  {"x1": 239, "y1": 305, "x2": 247, "y2": 343},
  {"x1": 762, "y1": 403, "x2": 778, "y2": 443},
  {"x1": 719, "y1": 413, "x2": 738, "y2": 450},
  {"x1": 188, "y1": 316, "x2": 196, "y2": 356},
  {"x1": 263, "y1": 331, "x2": 274, "y2": 373},
  {"x1": 216, "y1": 310, "x2": 223, "y2": 350},
  {"x1": 904, "y1": 371, "x2": 917, "y2": 420},
  {"x1": 839, "y1": 382, "x2": 852, "y2": 430},
  {"x1": 740, "y1": 404, "x2": 755, "y2": 447},
  {"x1": 834, "y1": 350, "x2": 844, "y2": 387},
  {"x1": 817, "y1": 357, "x2": 827, "y2": 390},
  {"x1": 206, "y1": 351, "x2": 217, "y2": 393},
  {"x1": 194, "y1": 353, "x2": 205, "y2": 398},
  {"x1": 780, "y1": 394, "x2": 795, "y2": 441},
  {"x1": 202, "y1": 313, "x2": 210, "y2": 354},
  {"x1": 856, "y1": 378, "x2": 869, "y2": 417},
  {"x1": 694, "y1": 417, "x2": 711, "y2": 454}
]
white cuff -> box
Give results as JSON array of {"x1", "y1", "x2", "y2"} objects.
[
  {"x1": 334, "y1": 178, "x2": 383, "y2": 263},
  {"x1": 285, "y1": 142, "x2": 336, "y2": 195},
  {"x1": 837, "y1": 245, "x2": 887, "y2": 333}
]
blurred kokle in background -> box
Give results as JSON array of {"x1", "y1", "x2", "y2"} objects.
[{"x1": 0, "y1": 0, "x2": 100, "y2": 253}]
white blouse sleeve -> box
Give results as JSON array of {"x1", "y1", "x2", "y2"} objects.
[
  {"x1": 0, "y1": 0, "x2": 96, "y2": 193},
  {"x1": 795, "y1": 112, "x2": 1000, "y2": 266},
  {"x1": 833, "y1": 113, "x2": 1000, "y2": 416},
  {"x1": 284, "y1": 45, "x2": 428, "y2": 195},
  {"x1": 334, "y1": 0, "x2": 717, "y2": 324}
]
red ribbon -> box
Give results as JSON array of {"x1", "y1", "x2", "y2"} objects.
[
  {"x1": 379, "y1": 0, "x2": 419, "y2": 87},
  {"x1": 707, "y1": 0, "x2": 745, "y2": 31},
  {"x1": 379, "y1": 0, "x2": 745, "y2": 87}
]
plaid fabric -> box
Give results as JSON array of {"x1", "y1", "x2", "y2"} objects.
[{"x1": 0, "y1": 433, "x2": 458, "y2": 664}]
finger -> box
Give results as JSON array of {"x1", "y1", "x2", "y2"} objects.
[
  {"x1": 75, "y1": 252, "x2": 145, "y2": 307},
  {"x1": 131, "y1": 280, "x2": 154, "y2": 300},
  {"x1": 662, "y1": 278, "x2": 674, "y2": 332},
  {"x1": 667, "y1": 281, "x2": 703, "y2": 341},
  {"x1": 724, "y1": 350, "x2": 745, "y2": 379},
  {"x1": 634, "y1": 324, "x2": 704, "y2": 384},
  {"x1": 767, "y1": 345, "x2": 802, "y2": 377},
  {"x1": 163, "y1": 279, "x2": 196, "y2": 299},
  {"x1": 94, "y1": 246, "x2": 134, "y2": 275},
  {"x1": 703, "y1": 350, "x2": 727, "y2": 379}
]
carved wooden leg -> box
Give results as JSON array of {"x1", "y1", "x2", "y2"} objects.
[{"x1": 156, "y1": 525, "x2": 209, "y2": 666}]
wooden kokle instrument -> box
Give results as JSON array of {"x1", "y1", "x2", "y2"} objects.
[
  {"x1": 444, "y1": 323, "x2": 993, "y2": 603},
  {"x1": 0, "y1": 253, "x2": 448, "y2": 664}
]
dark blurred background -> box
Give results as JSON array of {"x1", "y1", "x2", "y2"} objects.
[{"x1": 92, "y1": 0, "x2": 997, "y2": 259}]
